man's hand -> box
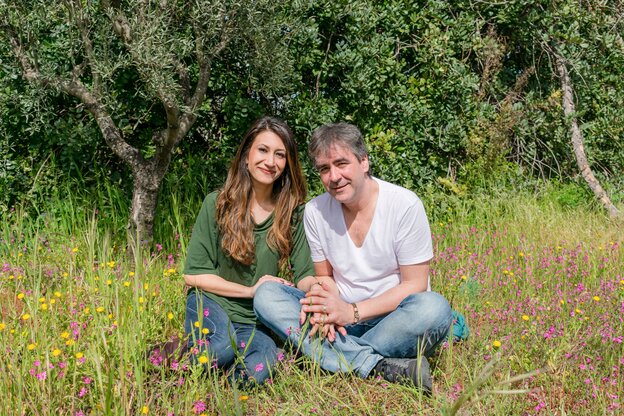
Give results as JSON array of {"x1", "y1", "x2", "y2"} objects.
[{"x1": 300, "y1": 281, "x2": 350, "y2": 341}]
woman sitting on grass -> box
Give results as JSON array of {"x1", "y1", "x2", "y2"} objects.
[{"x1": 182, "y1": 116, "x2": 314, "y2": 385}]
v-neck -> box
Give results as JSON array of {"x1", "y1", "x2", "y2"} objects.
[{"x1": 340, "y1": 184, "x2": 379, "y2": 248}]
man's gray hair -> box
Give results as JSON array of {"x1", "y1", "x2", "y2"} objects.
[{"x1": 308, "y1": 122, "x2": 368, "y2": 166}]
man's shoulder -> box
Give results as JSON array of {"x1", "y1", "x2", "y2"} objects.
[
  {"x1": 376, "y1": 178, "x2": 422, "y2": 204},
  {"x1": 305, "y1": 192, "x2": 335, "y2": 212}
]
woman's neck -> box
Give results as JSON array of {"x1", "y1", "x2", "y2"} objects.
[{"x1": 250, "y1": 185, "x2": 275, "y2": 223}]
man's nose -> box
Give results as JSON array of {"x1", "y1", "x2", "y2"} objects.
[{"x1": 328, "y1": 166, "x2": 340, "y2": 182}]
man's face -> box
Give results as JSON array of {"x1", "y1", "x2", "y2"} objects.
[{"x1": 315, "y1": 143, "x2": 369, "y2": 207}]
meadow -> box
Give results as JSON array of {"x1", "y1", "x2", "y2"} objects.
[{"x1": 0, "y1": 183, "x2": 622, "y2": 415}]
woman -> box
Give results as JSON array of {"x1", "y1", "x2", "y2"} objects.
[{"x1": 183, "y1": 116, "x2": 314, "y2": 385}]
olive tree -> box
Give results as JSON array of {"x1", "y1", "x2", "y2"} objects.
[{"x1": 1, "y1": 0, "x2": 293, "y2": 243}]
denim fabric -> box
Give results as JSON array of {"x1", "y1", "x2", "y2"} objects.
[
  {"x1": 184, "y1": 289, "x2": 279, "y2": 385},
  {"x1": 253, "y1": 282, "x2": 453, "y2": 379}
]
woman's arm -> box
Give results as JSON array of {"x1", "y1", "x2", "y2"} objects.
[{"x1": 184, "y1": 273, "x2": 292, "y2": 298}]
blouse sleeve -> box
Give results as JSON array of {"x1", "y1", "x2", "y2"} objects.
[
  {"x1": 183, "y1": 192, "x2": 220, "y2": 275},
  {"x1": 289, "y1": 205, "x2": 315, "y2": 285}
]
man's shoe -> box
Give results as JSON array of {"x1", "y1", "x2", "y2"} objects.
[{"x1": 373, "y1": 356, "x2": 432, "y2": 395}]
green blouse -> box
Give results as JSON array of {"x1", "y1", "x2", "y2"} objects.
[{"x1": 184, "y1": 191, "x2": 314, "y2": 324}]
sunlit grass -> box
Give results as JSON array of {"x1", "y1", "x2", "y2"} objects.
[{"x1": 0, "y1": 185, "x2": 622, "y2": 415}]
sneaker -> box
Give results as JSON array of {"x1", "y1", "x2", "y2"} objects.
[{"x1": 373, "y1": 356, "x2": 432, "y2": 395}]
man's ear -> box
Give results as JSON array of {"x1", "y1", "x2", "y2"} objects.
[{"x1": 361, "y1": 154, "x2": 370, "y2": 174}]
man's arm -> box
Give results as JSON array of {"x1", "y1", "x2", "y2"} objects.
[{"x1": 301, "y1": 260, "x2": 430, "y2": 327}]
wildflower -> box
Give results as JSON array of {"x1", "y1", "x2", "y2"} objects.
[
  {"x1": 107, "y1": 261, "x2": 115, "y2": 268},
  {"x1": 76, "y1": 352, "x2": 84, "y2": 359},
  {"x1": 493, "y1": 340, "x2": 501, "y2": 349},
  {"x1": 0, "y1": 323, "x2": 5, "y2": 331},
  {"x1": 61, "y1": 331, "x2": 70, "y2": 339},
  {"x1": 106, "y1": 279, "x2": 112, "y2": 286},
  {"x1": 461, "y1": 275, "x2": 467, "y2": 280},
  {"x1": 139, "y1": 297, "x2": 144, "y2": 304},
  {"x1": 96, "y1": 307, "x2": 105, "y2": 313},
  {"x1": 198, "y1": 356, "x2": 209, "y2": 364},
  {"x1": 54, "y1": 291, "x2": 62, "y2": 298},
  {"x1": 168, "y1": 268, "x2": 176, "y2": 274},
  {"x1": 203, "y1": 308, "x2": 210, "y2": 318},
  {"x1": 50, "y1": 299, "x2": 56, "y2": 305},
  {"x1": 254, "y1": 363, "x2": 264, "y2": 372},
  {"x1": 202, "y1": 328, "x2": 209, "y2": 335},
  {"x1": 22, "y1": 314, "x2": 31, "y2": 321},
  {"x1": 39, "y1": 297, "x2": 46, "y2": 303},
  {"x1": 519, "y1": 252, "x2": 524, "y2": 257},
  {"x1": 560, "y1": 299, "x2": 565, "y2": 305},
  {"x1": 239, "y1": 341, "x2": 246, "y2": 348},
  {"x1": 78, "y1": 387, "x2": 88, "y2": 398},
  {"x1": 36, "y1": 371, "x2": 47, "y2": 381},
  {"x1": 124, "y1": 281, "x2": 130, "y2": 287},
  {"x1": 52, "y1": 349, "x2": 62, "y2": 357},
  {"x1": 63, "y1": 272, "x2": 69, "y2": 278},
  {"x1": 167, "y1": 312, "x2": 174, "y2": 320},
  {"x1": 194, "y1": 321, "x2": 200, "y2": 328},
  {"x1": 17, "y1": 293, "x2": 25, "y2": 300},
  {"x1": 522, "y1": 315, "x2": 530, "y2": 321},
  {"x1": 239, "y1": 395, "x2": 249, "y2": 401},
  {"x1": 41, "y1": 303, "x2": 48, "y2": 311},
  {"x1": 66, "y1": 339, "x2": 75, "y2": 346},
  {"x1": 72, "y1": 247, "x2": 79, "y2": 253},
  {"x1": 129, "y1": 272, "x2": 135, "y2": 277},
  {"x1": 83, "y1": 307, "x2": 90, "y2": 314},
  {"x1": 593, "y1": 296, "x2": 600, "y2": 301},
  {"x1": 193, "y1": 400, "x2": 207, "y2": 414},
  {"x1": 27, "y1": 343, "x2": 36, "y2": 351}
]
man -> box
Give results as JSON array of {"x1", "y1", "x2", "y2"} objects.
[{"x1": 254, "y1": 122, "x2": 454, "y2": 394}]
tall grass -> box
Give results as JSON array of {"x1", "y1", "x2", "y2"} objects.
[{"x1": 0, "y1": 173, "x2": 622, "y2": 414}]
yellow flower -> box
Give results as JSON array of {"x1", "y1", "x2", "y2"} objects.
[
  {"x1": 0, "y1": 323, "x2": 5, "y2": 331},
  {"x1": 493, "y1": 340, "x2": 501, "y2": 349},
  {"x1": 167, "y1": 312, "x2": 174, "y2": 320},
  {"x1": 202, "y1": 328, "x2": 210, "y2": 335},
  {"x1": 75, "y1": 352, "x2": 84, "y2": 359},
  {"x1": 141, "y1": 406, "x2": 149, "y2": 414},
  {"x1": 61, "y1": 332, "x2": 70, "y2": 339},
  {"x1": 17, "y1": 293, "x2": 25, "y2": 300},
  {"x1": 22, "y1": 314, "x2": 31, "y2": 321},
  {"x1": 50, "y1": 299, "x2": 56, "y2": 305},
  {"x1": 123, "y1": 281, "x2": 130, "y2": 287},
  {"x1": 40, "y1": 303, "x2": 48, "y2": 311},
  {"x1": 560, "y1": 299, "x2": 565, "y2": 305},
  {"x1": 65, "y1": 339, "x2": 75, "y2": 346},
  {"x1": 139, "y1": 297, "x2": 145, "y2": 304},
  {"x1": 194, "y1": 321, "x2": 200, "y2": 328},
  {"x1": 84, "y1": 307, "x2": 90, "y2": 314},
  {"x1": 522, "y1": 315, "x2": 529, "y2": 321},
  {"x1": 144, "y1": 283, "x2": 149, "y2": 290},
  {"x1": 106, "y1": 279, "x2": 112, "y2": 286},
  {"x1": 72, "y1": 247, "x2": 79, "y2": 253},
  {"x1": 63, "y1": 272, "x2": 69, "y2": 278},
  {"x1": 593, "y1": 296, "x2": 600, "y2": 301},
  {"x1": 107, "y1": 261, "x2": 116, "y2": 268},
  {"x1": 239, "y1": 395, "x2": 249, "y2": 401},
  {"x1": 38, "y1": 297, "x2": 46, "y2": 303},
  {"x1": 52, "y1": 349, "x2": 62, "y2": 357},
  {"x1": 96, "y1": 307, "x2": 105, "y2": 313},
  {"x1": 575, "y1": 308, "x2": 582, "y2": 314},
  {"x1": 54, "y1": 291, "x2": 62, "y2": 298},
  {"x1": 167, "y1": 268, "x2": 176, "y2": 274},
  {"x1": 27, "y1": 343, "x2": 36, "y2": 351},
  {"x1": 129, "y1": 271, "x2": 135, "y2": 277},
  {"x1": 461, "y1": 275, "x2": 467, "y2": 280},
  {"x1": 519, "y1": 252, "x2": 524, "y2": 257},
  {"x1": 198, "y1": 356, "x2": 209, "y2": 364}
]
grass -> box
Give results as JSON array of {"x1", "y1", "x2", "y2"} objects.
[{"x1": 0, "y1": 183, "x2": 622, "y2": 415}]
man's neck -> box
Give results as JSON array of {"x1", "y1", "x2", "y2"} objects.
[{"x1": 342, "y1": 176, "x2": 377, "y2": 215}]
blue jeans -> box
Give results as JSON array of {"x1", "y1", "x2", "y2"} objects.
[
  {"x1": 253, "y1": 282, "x2": 453, "y2": 378},
  {"x1": 184, "y1": 289, "x2": 279, "y2": 385}
]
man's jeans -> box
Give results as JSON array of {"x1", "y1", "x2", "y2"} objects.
[
  {"x1": 253, "y1": 282, "x2": 453, "y2": 378},
  {"x1": 184, "y1": 289, "x2": 279, "y2": 384}
]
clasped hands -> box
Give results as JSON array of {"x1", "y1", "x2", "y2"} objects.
[{"x1": 299, "y1": 280, "x2": 350, "y2": 342}]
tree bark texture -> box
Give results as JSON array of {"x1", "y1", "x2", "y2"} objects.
[{"x1": 555, "y1": 54, "x2": 620, "y2": 218}]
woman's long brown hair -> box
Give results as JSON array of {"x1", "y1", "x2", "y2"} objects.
[{"x1": 215, "y1": 117, "x2": 307, "y2": 269}]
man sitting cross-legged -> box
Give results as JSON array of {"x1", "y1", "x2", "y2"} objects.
[{"x1": 254, "y1": 122, "x2": 456, "y2": 394}]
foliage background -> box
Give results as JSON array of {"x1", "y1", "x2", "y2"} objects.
[{"x1": 1, "y1": 0, "x2": 623, "y2": 234}]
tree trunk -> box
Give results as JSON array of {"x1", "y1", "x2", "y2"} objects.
[
  {"x1": 127, "y1": 158, "x2": 170, "y2": 248},
  {"x1": 555, "y1": 54, "x2": 620, "y2": 218}
]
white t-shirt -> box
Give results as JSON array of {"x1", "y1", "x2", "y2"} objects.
[{"x1": 304, "y1": 178, "x2": 433, "y2": 303}]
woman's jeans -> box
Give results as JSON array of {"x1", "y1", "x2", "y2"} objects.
[
  {"x1": 184, "y1": 289, "x2": 279, "y2": 385},
  {"x1": 253, "y1": 282, "x2": 453, "y2": 378}
]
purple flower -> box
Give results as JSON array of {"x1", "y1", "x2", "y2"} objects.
[{"x1": 254, "y1": 363, "x2": 264, "y2": 372}]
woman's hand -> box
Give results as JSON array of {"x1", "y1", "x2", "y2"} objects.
[{"x1": 250, "y1": 274, "x2": 293, "y2": 297}]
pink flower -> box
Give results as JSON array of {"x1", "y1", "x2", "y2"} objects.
[
  {"x1": 36, "y1": 371, "x2": 47, "y2": 381},
  {"x1": 254, "y1": 363, "x2": 264, "y2": 372},
  {"x1": 192, "y1": 400, "x2": 206, "y2": 413},
  {"x1": 203, "y1": 308, "x2": 210, "y2": 317}
]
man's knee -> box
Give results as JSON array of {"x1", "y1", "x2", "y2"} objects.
[{"x1": 401, "y1": 291, "x2": 453, "y2": 324}]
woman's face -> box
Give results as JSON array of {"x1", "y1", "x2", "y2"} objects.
[{"x1": 246, "y1": 130, "x2": 287, "y2": 189}]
